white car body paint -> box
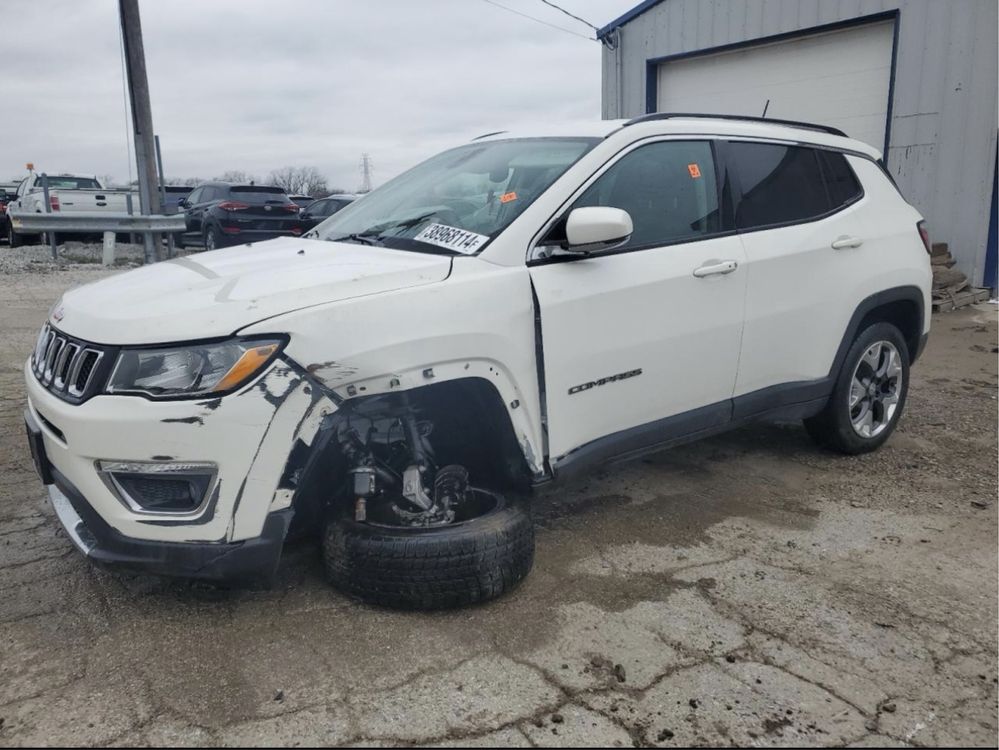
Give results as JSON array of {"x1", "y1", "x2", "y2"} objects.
[
  {"x1": 54, "y1": 237, "x2": 451, "y2": 344},
  {"x1": 24, "y1": 116, "x2": 931, "y2": 567}
]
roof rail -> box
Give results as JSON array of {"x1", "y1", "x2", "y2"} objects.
[
  {"x1": 623, "y1": 112, "x2": 848, "y2": 138},
  {"x1": 472, "y1": 130, "x2": 508, "y2": 141}
]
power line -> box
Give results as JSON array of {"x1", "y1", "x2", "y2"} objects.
[
  {"x1": 537, "y1": 0, "x2": 600, "y2": 35},
  {"x1": 479, "y1": 0, "x2": 594, "y2": 41}
]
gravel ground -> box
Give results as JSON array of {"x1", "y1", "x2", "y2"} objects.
[
  {"x1": 0, "y1": 248, "x2": 996, "y2": 747},
  {"x1": 0, "y1": 240, "x2": 181, "y2": 274}
]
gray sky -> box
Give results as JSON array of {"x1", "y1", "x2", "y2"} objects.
[{"x1": 2, "y1": 0, "x2": 635, "y2": 190}]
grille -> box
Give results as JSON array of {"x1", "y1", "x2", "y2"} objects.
[
  {"x1": 113, "y1": 475, "x2": 203, "y2": 512},
  {"x1": 31, "y1": 324, "x2": 108, "y2": 402}
]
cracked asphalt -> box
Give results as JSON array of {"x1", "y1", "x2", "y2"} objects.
[{"x1": 1, "y1": 259, "x2": 996, "y2": 747}]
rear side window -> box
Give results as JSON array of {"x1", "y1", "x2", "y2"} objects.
[
  {"x1": 729, "y1": 143, "x2": 829, "y2": 229},
  {"x1": 572, "y1": 140, "x2": 721, "y2": 250},
  {"x1": 818, "y1": 150, "x2": 863, "y2": 207}
]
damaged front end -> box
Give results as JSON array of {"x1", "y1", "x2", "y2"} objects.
[
  {"x1": 279, "y1": 378, "x2": 534, "y2": 540},
  {"x1": 24, "y1": 333, "x2": 338, "y2": 583}
]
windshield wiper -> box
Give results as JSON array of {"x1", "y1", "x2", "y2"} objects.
[{"x1": 330, "y1": 232, "x2": 384, "y2": 246}]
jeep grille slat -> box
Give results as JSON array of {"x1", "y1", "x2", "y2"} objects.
[{"x1": 31, "y1": 324, "x2": 109, "y2": 403}]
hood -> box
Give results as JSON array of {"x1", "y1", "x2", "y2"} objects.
[{"x1": 53, "y1": 237, "x2": 452, "y2": 344}]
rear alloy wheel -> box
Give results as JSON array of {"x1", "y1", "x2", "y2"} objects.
[
  {"x1": 805, "y1": 322, "x2": 910, "y2": 454},
  {"x1": 204, "y1": 225, "x2": 223, "y2": 251},
  {"x1": 323, "y1": 489, "x2": 534, "y2": 610}
]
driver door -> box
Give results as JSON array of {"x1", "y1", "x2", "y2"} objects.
[{"x1": 528, "y1": 139, "x2": 746, "y2": 467}]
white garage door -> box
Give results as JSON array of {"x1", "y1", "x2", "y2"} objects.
[{"x1": 656, "y1": 21, "x2": 894, "y2": 151}]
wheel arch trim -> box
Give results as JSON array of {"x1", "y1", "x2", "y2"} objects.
[{"x1": 831, "y1": 285, "x2": 926, "y2": 377}]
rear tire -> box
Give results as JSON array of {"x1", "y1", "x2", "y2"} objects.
[
  {"x1": 7, "y1": 222, "x2": 31, "y2": 247},
  {"x1": 204, "y1": 224, "x2": 223, "y2": 251},
  {"x1": 804, "y1": 322, "x2": 910, "y2": 454},
  {"x1": 323, "y1": 490, "x2": 534, "y2": 610}
]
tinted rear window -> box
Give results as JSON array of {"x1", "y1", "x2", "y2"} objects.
[
  {"x1": 730, "y1": 143, "x2": 829, "y2": 229},
  {"x1": 229, "y1": 186, "x2": 289, "y2": 203},
  {"x1": 44, "y1": 176, "x2": 101, "y2": 190},
  {"x1": 818, "y1": 150, "x2": 863, "y2": 207}
]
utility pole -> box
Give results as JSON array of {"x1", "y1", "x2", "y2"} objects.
[
  {"x1": 359, "y1": 153, "x2": 373, "y2": 193},
  {"x1": 119, "y1": 0, "x2": 162, "y2": 263}
]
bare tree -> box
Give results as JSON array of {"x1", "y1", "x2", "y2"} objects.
[
  {"x1": 165, "y1": 176, "x2": 204, "y2": 187},
  {"x1": 214, "y1": 170, "x2": 258, "y2": 185},
  {"x1": 268, "y1": 166, "x2": 329, "y2": 197}
]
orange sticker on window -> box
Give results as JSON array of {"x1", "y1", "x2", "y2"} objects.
[
  {"x1": 687, "y1": 163, "x2": 701, "y2": 178},
  {"x1": 499, "y1": 191, "x2": 518, "y2": 203}
]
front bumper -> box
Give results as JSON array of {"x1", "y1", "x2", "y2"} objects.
[
  {"x1": 47, "y1": 465, "x2": 292, "y2": 581},
  {"x1": 24, "y1": 355, "x2": 334, "y2": 579}
]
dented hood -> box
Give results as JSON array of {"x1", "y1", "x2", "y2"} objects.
[{"x1": 53, "y1": 237, "x2": 452, "y2": 344}]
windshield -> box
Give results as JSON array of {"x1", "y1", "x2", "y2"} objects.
[{"x1": 313, "y1": 138, "x2": 597, "y2": 255}]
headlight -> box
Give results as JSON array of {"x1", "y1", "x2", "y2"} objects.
[{"x1": 106, "y1": 337, "x2": 285, "y2": 399}]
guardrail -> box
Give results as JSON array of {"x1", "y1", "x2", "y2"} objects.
[
  {"x1": 8, "y1": 211, "x2": 184, "y2": 264},
  {"x1": 9, "y1": 211, "x2": 184, "y2": 233}
]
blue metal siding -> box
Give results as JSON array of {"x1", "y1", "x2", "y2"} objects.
[{"x1": 601, "y1": 0, "x2": 999, "y2": 285}]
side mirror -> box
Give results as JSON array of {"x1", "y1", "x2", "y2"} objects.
[
  {"x1": 178, "y1": 198, "x2": 190, "y2": 209},
  {"x1": 564, "y1": 207, "x2": 633, "y2": 254}
]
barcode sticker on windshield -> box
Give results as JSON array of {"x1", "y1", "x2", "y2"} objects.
[{"x1": 414, "y1": 223, "x2": 489, "y2": 254}]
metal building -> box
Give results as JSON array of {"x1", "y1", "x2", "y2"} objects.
[{"x1": 599, "y1": 0, "x2": 998, "y2": 288}]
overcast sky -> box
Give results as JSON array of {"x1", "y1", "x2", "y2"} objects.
[{"x1": 2, "y1": 0, "x2": 635, "y2": 190}]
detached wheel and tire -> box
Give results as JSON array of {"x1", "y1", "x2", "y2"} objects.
[
  {"x1": 805, "y1": 322, "x2": 909, "y2": 454},
  {"x1": 323, "y1": 489, "x2": 534, "y2": 610}
]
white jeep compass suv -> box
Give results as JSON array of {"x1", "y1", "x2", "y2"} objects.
[{"x1": 24, "y1": 114, "x2": 932, "y2": 609}]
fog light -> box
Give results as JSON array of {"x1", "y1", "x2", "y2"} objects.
[{"x1": 97, "y1": 461, "x2": 217, "y2": 515}]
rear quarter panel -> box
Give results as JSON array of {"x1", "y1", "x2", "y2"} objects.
[{"x1": 848, "y1": 156, "x2": 932, "y2": 336}]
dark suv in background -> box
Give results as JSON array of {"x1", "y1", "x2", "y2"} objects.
[
  {"x1": 299, "y1": 193, "x2": 358, "y2": 232},
  {"x1": 177, "y1": 183, "x2": 303, "y2": 250}
]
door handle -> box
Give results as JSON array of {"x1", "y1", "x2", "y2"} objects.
[
  {"x1": 693, "y1": 259, "x2": 738, "y2": 278},
  {"x1": 831, "y1": 235, "x2": 863, "y2": 250}
]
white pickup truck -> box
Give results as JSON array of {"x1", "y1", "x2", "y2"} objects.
[
  {"x1": 24, "y1": 115, "x2": 931, "y2": 610},
  {"x1": 5, "y1": 172, "x2": 133, "y2": 246}
]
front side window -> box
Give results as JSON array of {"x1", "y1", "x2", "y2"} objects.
[
  {"x1": 314, "y1": 138, "x2": 597, "y2": 255},
  {"x1": 729, "y1": 142, "x2": 831, "y2": 229},
  {"x1": 569, "y1": 140, "x2": 720, "y2": 251}
]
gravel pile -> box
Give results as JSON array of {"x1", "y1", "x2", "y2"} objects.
[{"x1": 0, "y1": 240, "x2": 150, "y2": 274}]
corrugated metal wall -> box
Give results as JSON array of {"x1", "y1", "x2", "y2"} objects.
[{"x1": 601, "y1": 0, "x2": 998, "y2": 285}]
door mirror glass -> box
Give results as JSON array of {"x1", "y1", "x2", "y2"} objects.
[{"x1": 564, "y1": 206, "x2": 633, "y2": 254}]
